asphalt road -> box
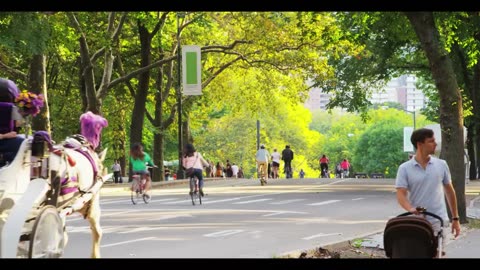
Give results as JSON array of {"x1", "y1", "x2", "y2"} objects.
[{"x1": 61, "y1": 178, "x2": 412, "y2": 258}]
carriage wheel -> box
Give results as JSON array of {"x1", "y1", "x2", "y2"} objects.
[{"x1": 28, "y1": 206, "x2": 64, "y2": 258}]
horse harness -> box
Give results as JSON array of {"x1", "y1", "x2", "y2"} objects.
[{"x1": 44, "y1": 134, "x2": 103, "y2": 213}]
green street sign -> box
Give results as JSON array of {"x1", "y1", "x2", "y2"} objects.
[{"x1": 182, "y1": 45, "x2": 202, "y2": 95}]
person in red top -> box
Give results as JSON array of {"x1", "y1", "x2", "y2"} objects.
[
  {"x1": 319, "y1": 154, "x2": 329, "y2": 178},
  {"x1": 340, "y1": 159, "x2": 351, "y2": 178}
]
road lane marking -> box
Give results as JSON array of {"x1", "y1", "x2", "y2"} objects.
[
  {"x1": 101, "y1": 198, "x2": 177, "y2": 205},
  {"x1": 352, "y1": 198, "x2": 364, "y2": 201},
  {"x1": 148, "y1": 214, "x2": 193, "y2": 221},
  {"x1": 101, "y1": 237, "x2": 156, "y2": 248},
  {"x1": 262, "y1": 211, "x2": 307, "y2": 217},
  {"x1": 302, "y1": 232, "x2": 343, "y2": 240},
  {"x1": 119, "y1": 227, "x2": 158, "y2": 234},
  {"x1": 204, "y1": 230, "x2": 244, "y2": 237},
  {"x1": 269, "y1": 199, "x2": 306, "y2": 205},
  {"x1": 66, "y1": 210, "x2": 137, "y2": 223},
  {"x1": 204, "y1": 194, "x2": 272, "y2": 204},
  {"x1": 100, "y1": 198, "x2": 130, "y2": 204},
  {"x1": 232, "y1": 198, "x2": 273, "y2": 204},
  {"x1": 143, "y1": 198, "x2": 178, "y2": 203},
  {"x1": 164, "y1": 199, "x2": 203, "y2": 204},
  {"x1": 306, "y1": 199, "x2": 341, "y2": 206}
]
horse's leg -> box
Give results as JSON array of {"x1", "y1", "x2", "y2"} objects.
[
  {"x1": 62, "y1": 218, "x2": 69, "y2": 253},
  {"x1": 85, "y1": 193, "x2": 102, "y2": 258}
]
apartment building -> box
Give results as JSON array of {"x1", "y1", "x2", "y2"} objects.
[{"x1": 304, "y1": 74, "x2": 427, "y2": 112}]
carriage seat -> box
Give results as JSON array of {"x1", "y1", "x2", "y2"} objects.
[
  {"x1": 0, "y1": 139, "x2": 30, "y2": 199},
  {"x1": 0, "y1": 102, "x2": 15, "y2": 134}
]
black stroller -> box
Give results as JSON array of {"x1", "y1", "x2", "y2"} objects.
[{"x1": 383, "y1": 207, "x2": 444, "y2": 258}]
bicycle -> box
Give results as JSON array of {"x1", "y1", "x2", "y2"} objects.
[
  {"x1": 320, "y1": 168, "x2": 330, "y2": 178},
  {"x1": 130, "y1": 166, "x2": 155, "y2": 205},
  {"x1": 284, "y1": 163, "x2": 292, "y2": 179},
  {"x1": 189, "y1": 175, "x2": 202, "y2": 205}
]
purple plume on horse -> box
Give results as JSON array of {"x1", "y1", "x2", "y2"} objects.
[{"x1": 80, "y1": 111, "x2": 108, "y2": 149}]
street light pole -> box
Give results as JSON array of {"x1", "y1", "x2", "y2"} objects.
[
  {"x1": 403, "y1": 108, "x2": 416, "y2": 130},
  {"x1": 177, "y1": 12, "x2": 185, "y2": 180},
  {"x1": 413, "y1": 110, "x2": 416, "y2": 130}
]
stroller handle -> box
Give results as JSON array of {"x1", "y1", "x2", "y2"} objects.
[{"x1": 397, "y1": 209, "x2": 444, "y2": 227}]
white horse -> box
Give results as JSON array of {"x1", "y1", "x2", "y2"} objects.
[{"x1": 0, "y1": 111, "x2": 109, "y2": 258}]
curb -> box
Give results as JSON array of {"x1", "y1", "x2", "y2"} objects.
[{"x1": 279, "y1": 230, "x2": 384, "y2": 258}]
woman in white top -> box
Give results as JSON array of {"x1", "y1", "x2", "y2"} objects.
[
  {"x1": 271, "y1": 148, "x2": 281, "y2": 179},
  {"x1": 182, "y1": 143, "x2": 209, "y2": 196}
]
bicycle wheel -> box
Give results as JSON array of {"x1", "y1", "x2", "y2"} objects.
[
  {"x1": 189, "y1": 177, "x2": 196, "y2": 205},
  {"x1": 131, "y1": 180, "x2": 140, "y2": 205},
  {"x1": 258, "y1": 164, "x2": 265, "y2": 186},
  {"x1": 143, "y1": 190, "x2": 151, "y2": 204},
  {"x1": 28, "y1": 206, "x2": 64, "y2": 258},
  {"x1": 197, "y1": 182, "x2": 202, "y2": 205}
]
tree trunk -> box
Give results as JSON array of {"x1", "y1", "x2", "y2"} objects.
[
  {"x1": 28, "y1": 54, "x2": 51, "y2": 133},
  {"x1": 405, "y1": 12, "x2": 466, "y2": 223},
  {"x1": 466, "y1": 123, "x2": 476, "y2": 180},
  {"x1": 129, "y1": 23, "x2": 151, "y2": 149},
  {"x1": 153, "y1": 133, "x2": 164, "y2": 182},
  {"x1": 472, "y1": 63, "x2": 480, "y2": 180}
]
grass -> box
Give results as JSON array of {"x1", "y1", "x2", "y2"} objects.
[
  {"x1": 466, "y1": 218, "x2": 480, "y2": 229},
  {"x1": 351, "y1": 238, "x2": 364, "y2": 248}
]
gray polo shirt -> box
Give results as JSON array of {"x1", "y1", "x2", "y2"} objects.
[
  {"x1": 395, "y1": 156, "x2": 451, "y2": 225},
  {"x1": 255, "y1": 148, "x2": 270, "y2": 162}
]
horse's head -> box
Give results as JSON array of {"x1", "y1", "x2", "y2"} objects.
[
  {"x1": 80, "y1": 111, "x2": 108, "y2": 150},
  {"x1": 79, "y1": 111, "x2": 109, "y2": 178}
]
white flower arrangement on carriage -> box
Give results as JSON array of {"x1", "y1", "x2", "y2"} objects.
[{"x1": 0, "y1": 106, "x2": 110, "y2": 258}]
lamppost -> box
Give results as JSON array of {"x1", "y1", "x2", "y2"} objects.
[
  {"x1": 403, "y1": 109, "x2": 416, "y2": 130},
  {"x1": 177, "y1": 12, "x2": 185, "y2": 179}
]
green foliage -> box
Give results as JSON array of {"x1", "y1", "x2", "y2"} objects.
[
  {"x1": 0, "y1": 11, "x2": 445, "y2": 180},
  {"x1": 352, "y1": 108, "x2": 431, "y2": 177},
  {"x1": 354, "y1": 123, "x2": 405, "y2": 178},
  {"x1": 0, "y1": 12, "x2": 51, "y2": 55}
]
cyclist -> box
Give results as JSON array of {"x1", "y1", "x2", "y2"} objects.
[
  {"x1": 255, "y1": 144, "x2": 270, "y2": 184},
  {"x1": 182, "y1": 143, "x2": 209, "y2": 196},
  {"x1": 319, "y1": 154, "x2": 329, "y2": 178},
  {"x1": 340, "y1": 158, "x2": 351, "y2": 178},
  {"x1": 281, "y1": 145, "x2": 294, "y2": 178},
  {"x1": 130, "y1": 142, "x2": 155, "y2": 198}
]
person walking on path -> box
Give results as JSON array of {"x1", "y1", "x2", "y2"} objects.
[
  {"x1": 299, "y1": 169, "x2": 305, "y2": 178},
  {"x1": 271, "y1": 148, "x2": 281, "y2": 179},
  {"x1": 395, "y1": 128, "x2": 461, "y2": 257},
  {"x1": 231, "y1": 163, "x2": 239, "y2": 178},
  {"x1": 111, "y1": 159, "x2": 122, "y2": 183}
]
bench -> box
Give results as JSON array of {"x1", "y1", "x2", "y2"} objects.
[
  {"x1": 354, "y1": 172, "x2": 368, "y2": 178},
  {"x1": 370, "y1": 173, "x2": 385, "y2": 178}
]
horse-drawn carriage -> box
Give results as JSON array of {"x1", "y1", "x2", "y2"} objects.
[{"x1": 0, "y1": 112, "x2": 109, "y2": 258}]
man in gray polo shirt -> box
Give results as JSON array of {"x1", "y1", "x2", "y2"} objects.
[
  {"x1": 255, "y1": 144, "x2": 270, "y2": 185},
  {"x1": 395, "y1": 128, "x2": 460, "y2": 257}
]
